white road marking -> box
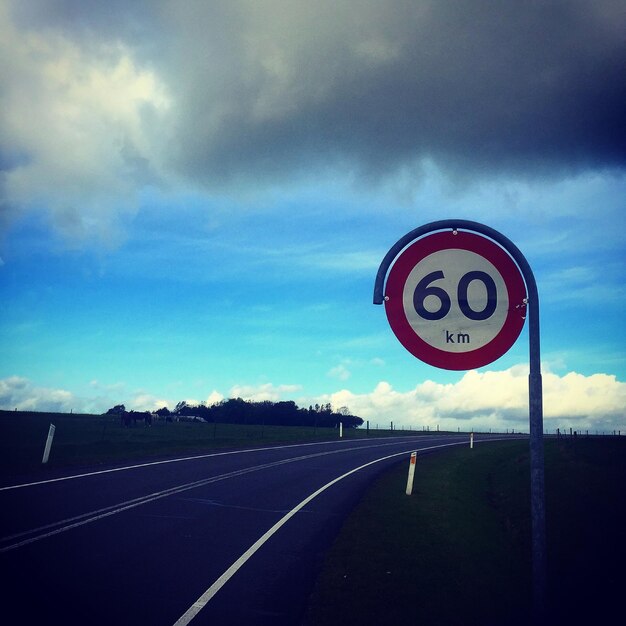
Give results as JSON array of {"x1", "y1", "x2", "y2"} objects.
[
  {"x1": 0, "y1": 435, "x2": 432, "y2": 492},
  {"x1": 0, "y1": 439, "x2": 435, "y2": 553},
  {"x1": 172, "y1": 439, "x2": 474, "y2": 625}
]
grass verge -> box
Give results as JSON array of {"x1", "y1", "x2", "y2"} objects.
[{"x1": 304, "y1": 438, "x2": 626, "y2": 626}]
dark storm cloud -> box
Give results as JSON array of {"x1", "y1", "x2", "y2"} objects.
[
  {"x1": 7, "y1": 0, "x2": 626, "y2": 187},
  {"x1": 159, "y1": 0, "x2": 625, "y2": 185}
]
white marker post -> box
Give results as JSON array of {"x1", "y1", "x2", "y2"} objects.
[
  {"x1": 339, "y1": 422, "x2": 343, "y2": 438},
  {"x1": 42, "y1": 423, "x2": 56, "y2": 464},
  {"x1": 470, "y1": 431, "x2": 474, "y2": 449},
  {"x1": 405, "y1": 451, "x2": 417, "y2": 495}
]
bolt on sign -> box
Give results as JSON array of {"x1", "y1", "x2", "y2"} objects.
[{"x1": 381, "y1": 228, "x2": 527, "y2": 370}]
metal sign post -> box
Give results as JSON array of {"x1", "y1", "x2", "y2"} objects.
[{"x1": 374, "y1": 219, "x2": 546, "y2": 618}]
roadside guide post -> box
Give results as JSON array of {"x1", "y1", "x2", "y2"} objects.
[
  {"x1": 374, "y1": 219, "x2": 546, "y2": 619},
  {"x1": 405, "y1": 451, "x2": 417, "y2": 495},
  {"x1": 42, "y1": 423, "x2": 56, "y2": 464}
]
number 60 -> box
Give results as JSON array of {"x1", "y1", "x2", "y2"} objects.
[{"x1": 413, "y1": 271, "x2": 498, "y2": 321}]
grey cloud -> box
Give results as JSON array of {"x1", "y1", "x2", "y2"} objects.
[
  {"x1": 163, "y1": 0, "x2": 626, "y2": 186},
  {"x1": 6, "y1": 0, "x2": 626, "y2": 191},
  {"x1": 10, "y1": 0, "x2": 159, "y2": 48}
]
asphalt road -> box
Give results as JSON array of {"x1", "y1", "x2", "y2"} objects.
[{"x1": 0, "y1": 434, "x2": 505, "y2": 625}]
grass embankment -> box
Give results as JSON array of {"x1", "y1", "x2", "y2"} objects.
[
  {"x1": 305, "y1": 438, "x2": 626, "y2": 626},
  {"x1": 0, "y1": 410, "x2": 440, "y2": 479}
]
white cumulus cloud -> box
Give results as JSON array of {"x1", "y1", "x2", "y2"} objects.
[
  {"x1": 327, "y1": 364, "x2": 352, "y2": 381},
  {"x1": 0, "y1": 376, "x2": 77, "y2": 412},
  {"x1": 229, "y1": 382, "x2": 303, "y2": 403},
  {"x1": 314, "y1": 366, "x2": 626, "y2": 433},
  {"x1": 205, "y1": 390, "x2": 225, "y2": 406},
  {"x1": 2, "y1": 369, "x2": 624, "y2": 435}
]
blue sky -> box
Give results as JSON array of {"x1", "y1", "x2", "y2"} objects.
[{"x1": 1, "y1": 1, "x2": 624, "y2": 433}]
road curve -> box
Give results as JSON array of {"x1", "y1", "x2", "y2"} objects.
[{"x1": 0, "y1": 434, "x2": 515, "y2": 624}]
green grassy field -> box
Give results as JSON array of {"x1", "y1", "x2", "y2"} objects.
[
  {"x1": 0, "y1": 410, "x2": 444, "y2": 479},
  {"x1": 304, "y1": 437, "x2": 626, "y2": 626}
]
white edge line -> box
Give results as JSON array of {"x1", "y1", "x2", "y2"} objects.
[{"x1": 172, "y1": 439, "x2": 484, "y2": 626}]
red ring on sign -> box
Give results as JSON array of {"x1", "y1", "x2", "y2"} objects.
[{"x1": 384, "y1": 230, "x2": 527, "y2": 370}]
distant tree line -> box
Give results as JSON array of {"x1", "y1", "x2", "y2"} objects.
[{"x1": 105, "y1": 399, "x2": 364, "y2": 429}]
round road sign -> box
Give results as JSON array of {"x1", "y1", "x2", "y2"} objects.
[{"x1": 384, "y1": 229, "x2": 527, "y2": 370}]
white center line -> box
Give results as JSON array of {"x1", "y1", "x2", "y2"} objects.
[{"x1": 0, "y1": 439, "x2": 434, "y2": 552}]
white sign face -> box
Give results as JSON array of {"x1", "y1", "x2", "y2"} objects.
[
  {"x1": 384, "y1": 230, "x2": 527, "y2": 370},
  {"x1": 402, "y1": 249, "x2": 508, "y2": 353}
]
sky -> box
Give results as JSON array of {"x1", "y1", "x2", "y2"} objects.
[{"x1": 1, "y1": 0, "x2": 625, "y2": 434}]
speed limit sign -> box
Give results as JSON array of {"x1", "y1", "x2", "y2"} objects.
[
  {"x1": 384, "y1": 229, "x2": 527, "y2": 370},
  {"x1": 375, "y1": 220, "x2": 546, "y2": 609}
]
